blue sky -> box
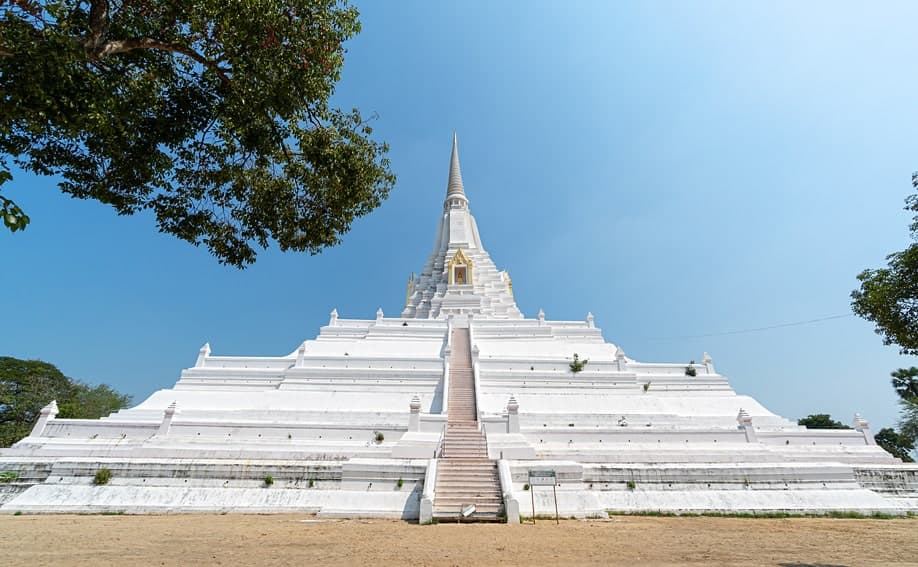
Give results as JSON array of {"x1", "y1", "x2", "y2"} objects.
[{"x1": 3, "y1": 1, "x2": 917, "y2": 430}]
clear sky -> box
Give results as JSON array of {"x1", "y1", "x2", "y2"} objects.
[{"x1": 3, "y1": 1, "x2": 918, "y2": 430}]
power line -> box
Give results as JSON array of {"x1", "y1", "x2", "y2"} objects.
[{"x1": 645, "y1": 313, "x2": 854, "y2": 341}]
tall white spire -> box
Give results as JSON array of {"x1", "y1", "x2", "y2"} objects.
[
  {"x1": 401, "y1": 133, "x2": 522, "y2": 320},
  {"x1": 446, "y1": 132, "x2": 466, "y2": 202}
]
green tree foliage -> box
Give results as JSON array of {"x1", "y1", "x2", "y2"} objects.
[
  {"x1": 889, "y1": 367, "x2": 918, "y2": 452},
  {"x1": 851, "y1": 185, "x2": 918, "y2": 355},
  {"x1": 874, "y1": 427, "x2": 915, "y2": 463},
  {"x1": 797, "y1": 414, "x2": 850, "y2": 429},
  {"x1": 0, "y1": 356, "x2": 131, "y2": 447},
  {"x1": 891, "y1": 367, "x2": 918, "y2": 400},
  {"x1": 0, "y1": 0, "x2": 394, "y2": 267}
]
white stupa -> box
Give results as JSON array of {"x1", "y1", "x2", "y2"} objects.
[{"x1": 1, "y1": 135, "x2": 915, "y2": 520}]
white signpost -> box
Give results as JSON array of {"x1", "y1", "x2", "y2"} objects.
[{"x1": 528, "y1": 470, "x2": 559, "y2": 524}]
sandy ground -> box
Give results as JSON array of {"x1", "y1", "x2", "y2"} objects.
[{"x1": 0, "y1": 514, "x2": 915, "y2": 566}]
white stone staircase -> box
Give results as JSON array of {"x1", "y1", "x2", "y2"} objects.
[{"x1": 433, "y1": 328, "x2": 504, "y2": 521}]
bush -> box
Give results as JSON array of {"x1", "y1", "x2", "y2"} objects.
[
  {"x1": 397, "y1": 477, "x2": 404, "y2": 489},
  {"x1": 374, "y1": 431, "x2": 385, "y2": 443},
  {"x1": 523, "y1": 483, "x2": 530, "y2": 491},
  {"x1": 684, "y1": 362, "x2": 697, "y2": 377},
  {"x1": 0, "y1": 470, "x2": 19, "y2": 483},
  {"x1": 626, "y1": 480, "x2": 636, "y2": 490},
  {"x1": 93, "y1": 468, "x2": 112, "y2": 485},
  {"x1": 569, "y1": 354, "x2": 589, "y2": 373},
  {"x1": 308, "y1": 478, "x2": 315, "y2": 488},
  {"x1": 263, "y1": 475, "x2": 274, "y2": 487}
]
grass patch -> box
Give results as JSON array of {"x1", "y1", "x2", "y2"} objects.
[
  {"x1": 0, "y1": 471, "x2": 20, "y2": 483},
  {"x1": 608, "y1": 510, "x2": 911, "y2": 519},
  {"x1": 263, "y1": 475, "x2": 274, "y2": 487}
]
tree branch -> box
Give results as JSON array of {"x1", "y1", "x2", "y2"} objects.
[
  {"x1": 98, "y1": 38, "x2": 231, "y2": 85},
  {"x1": 0, "y1": 47, "x2": 12, "y2": 58},
  {"x1": 87, "y1": 0, "x2": 110, "y2": 50}
]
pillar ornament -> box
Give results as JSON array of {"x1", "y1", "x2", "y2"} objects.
[
  {"x1": 736, "y1": 408, "x2": 752, "y2": 427},
  {"x1": 408, "y1": 394, "x2": 422, "y2": 432},
  {"x1": 296, "y1": 342, "x2": 307, "y2": 368},
  {"x1": 376, "y1": 307, "x2": 384, "y2": 321},
  {"x1": 737, "y1": 408, "x2": 757, "y2": 442},
  {"x1": 195, "y1": 342, "x2": 211, "y2": 367},
  {"x1": 506, "y1": 395, "x2": 520, "y2": 434},
  {"x1": 538, "y1": 309, "x2": 545, "y2": 326},
  {"x1": 853, "y1": 413, "x2": 876, "y2": 445},
  {"x1": 329, "y1": 308, "x2": 339, "y2": 326},
  {"x1": 30, "y1": 400, "x2": 59, "y2": 437},
  {"x1": 614, "y1": 346, "x2": 627, "y2": 372},
  {"x1": 158, "y1": 401, "x2": 179, "y2": 436},
  {"x1": 703, "y1": 352, "x2": 715, "y2": 374},
  {"x1": 586, "y1": 312, "x2": 594, "y2": 328}
]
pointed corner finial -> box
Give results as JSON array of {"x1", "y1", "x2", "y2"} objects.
[
  {"x1": 41, "y1": 400, "x2": 59, "y2": 416},
  {"x1": 446, "y1": 132, "x2": 467, "y2": 202},
  {"x1": 195, "y1": 342, "x2": 211, "y2": 367}
]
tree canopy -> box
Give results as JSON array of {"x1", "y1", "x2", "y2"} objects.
[
  {"x1": 888, "y1": 367, "x2": 918, "y2": 454},
  {"x1": 0, "y1": 356, "x2": 131, "y2": 447},
  {"x1": 797, "y1": 414, "x2": 850, "y2": 429},
  {"x1": 891, "y1": 367, "x2": 918, "y2": 401},
  {"x1": 874, "y1": 427, "x2": 915, "y2": 463},
  {"x1": 0, "y1": 0, "x2": 394, "y2": 267},
  {"x1": 851, "y1": 185, "x2": 918, "y2": 355}
]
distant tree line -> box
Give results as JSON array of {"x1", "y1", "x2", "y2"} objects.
[{"x1": 0, "y1": 356, "x2": 131, "y2": 447}]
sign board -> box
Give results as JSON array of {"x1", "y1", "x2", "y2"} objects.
[
  {"x1": 528, "y1": 470, "x2": 557, "y2": 486},
  {"x1": 527, "y1": 470, "x2": 560, "y2": 524}
]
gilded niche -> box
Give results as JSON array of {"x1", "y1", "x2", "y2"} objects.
[{"x1": 447, "y1": 248, "x2": 473, "y2": 285}]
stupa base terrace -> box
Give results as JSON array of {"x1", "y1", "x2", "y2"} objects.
[
  {"x1": 2, "y1": 315, "x2": 916, "y2": 520},
  {"x1": 2, "y1": 135, "x2": 916, "y2": 521}
]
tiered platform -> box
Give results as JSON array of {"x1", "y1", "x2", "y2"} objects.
[{"x1": 2, "y1": 134, "x2": 915, "y2": 519}]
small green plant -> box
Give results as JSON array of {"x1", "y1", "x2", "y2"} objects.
[
  {"x1": 626, "y1": 480, "x2": 636, "y2": 490},
  {"x1": 569, "y1": 353, "x2": 589, "y2": 373},
  {"x1": 743, "y1": 475, "x2": 750, "y2": 487},
  {"x1": 0, "y1": 470, "x2": 20, "y2": 483},
  {"x1": 685, "y1": 361, "x2": 697, "y2": 377},
  {"x1": 263, "y1": 475, "x2": 274, "y2": 487},
  {"x1": 308, "y1": 478, "x2": 315, "y2": 488},
  {"x1": 642, "y1": 382, "x2": 650, "y2": 392},
  {"x1": 93, "y1": 467, "x2": 112, "y2": 485},
  {"x1": 523, "y1": 483, "x2": 530, "y2": 491},
  {"x1": 397, "y1": 477, "x2": 404, "y2": 489},
  {"x1": 14, "y1": 510, "x2": 22, "y2": 516},
  {"x1": 374, "y1": 431, "x2": 385, "y2": 443}
]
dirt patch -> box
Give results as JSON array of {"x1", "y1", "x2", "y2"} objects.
[{"x1": 0, "y1": 514, "x2": 914, "y2": 566}]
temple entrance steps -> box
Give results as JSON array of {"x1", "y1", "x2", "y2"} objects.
[
  {"x1": 442, "y1": 421, "x2": 488, "y2": 458},
  {"x1": 433, "y1": 327, "x2": 505, "y2": 521},
  {"x1": 447, "y1": 328, "x2": 477, "y2": 421},
  {"x1": 433, "y1": 458, "x2": 504, "y2": 520}
]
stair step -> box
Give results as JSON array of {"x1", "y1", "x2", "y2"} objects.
[{"x1": 436, "y1": 327, "x2": 504, "y2": 518}]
